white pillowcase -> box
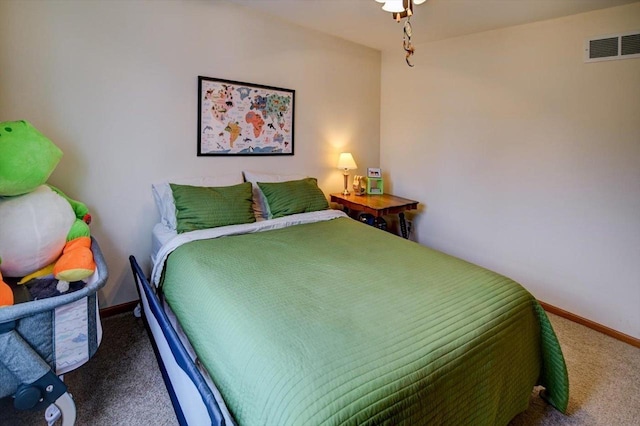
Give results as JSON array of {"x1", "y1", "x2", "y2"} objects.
[
  {"x1": 152, "y1": 173, "x2": 244, "y2": 230},
  {"x1": 243, "y1": 171, "x2": 307, "y2": 219}
]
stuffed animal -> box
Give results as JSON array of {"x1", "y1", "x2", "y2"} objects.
[
  {"x1": 0, "y1": 120, "x2": 96, "y2": 306},
  {"x1": 0, "y1": 269, "x2": 11, "y2": 306}
]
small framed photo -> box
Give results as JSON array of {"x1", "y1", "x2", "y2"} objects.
[{"x1": 367, "y1": 167, "x2": 381, "y2": 178}]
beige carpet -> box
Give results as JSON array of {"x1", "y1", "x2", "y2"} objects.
[
  {"x1": 1, "y1": 312, "x2": 638, "y2": 425},
  {"x1": 510, "y1": 313, "x2": 640, "y2": 425},
  {"x1": 0, "y1": 314, "x2": 176, "y2": 426}
]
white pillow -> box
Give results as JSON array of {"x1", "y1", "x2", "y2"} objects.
[
  {"x1": 243, "y1": 171, "x2": 307, "y2": 219},
  {"x1": 152, "y1": 173, "x2": 244, "y2": 230}
]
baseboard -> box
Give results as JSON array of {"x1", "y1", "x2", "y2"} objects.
[
  {"x1": 539, "y1": 300, "x2": 640, "y2": 348},
  {"x1": 99, "y1": 300, "x2": 139, "y2": 318}
]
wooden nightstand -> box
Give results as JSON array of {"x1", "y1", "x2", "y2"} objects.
[{"x1": 330, "y1": 193, "x2": 419, "y2": 239}]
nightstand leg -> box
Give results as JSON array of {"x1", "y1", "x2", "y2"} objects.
[{"x1": 399, "y1": 212, "x2": 408, "y2": 239}]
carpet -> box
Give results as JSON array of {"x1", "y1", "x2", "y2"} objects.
[{"x1": 0, "y1": 313, "x2": 176, "y2": 426}]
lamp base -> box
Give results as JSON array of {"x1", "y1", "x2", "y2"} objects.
[{"x1": 342, "y1": 172, "x2": 350, "y2": 196}]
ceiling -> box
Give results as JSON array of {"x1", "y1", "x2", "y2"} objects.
[{"x1": 228, "y1": 0, "x2": 638, "y2": 51}]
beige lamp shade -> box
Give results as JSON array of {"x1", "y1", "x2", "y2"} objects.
[{"x1": 337, "y1": 152, "x2": 358, "y2": 170}]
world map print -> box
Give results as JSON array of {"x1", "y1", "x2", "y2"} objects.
[{"x1": 199, "y1": 78, "x2": 294, "y2": 155}]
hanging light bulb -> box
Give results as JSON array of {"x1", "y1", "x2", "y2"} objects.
[{"x1": 382, "y1": 0, "x2": 405, "y2": 13}]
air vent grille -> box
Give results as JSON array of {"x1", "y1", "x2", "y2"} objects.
[
  {"x1": 589, "y1": 37, "x2": 618, "y2": 58},
  {"x1": 621, "y1": 34, "x2": 640, "y2": 56},
  {"x1": 585, "y1": 31, "x2": 640, "y2": 62}
]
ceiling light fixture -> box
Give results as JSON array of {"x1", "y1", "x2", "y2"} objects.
[{"x1": 375, "y1": 0, "x2": 427, "y2": 67}]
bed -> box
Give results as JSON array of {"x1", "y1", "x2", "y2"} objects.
[{"x1": 130, "y1": 173, "x2": 569, "y2": 425}]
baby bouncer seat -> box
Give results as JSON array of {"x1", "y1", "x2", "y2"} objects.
[{"x1": 0, "y1": 238, "x2": 107, "y2": 425}]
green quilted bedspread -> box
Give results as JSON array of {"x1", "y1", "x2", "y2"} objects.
[{"x1": 162, "y1": 217, "x2": 568, "y2": 425}]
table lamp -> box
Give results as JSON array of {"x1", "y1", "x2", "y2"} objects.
[{"x1": 337, "y1": 152, "x2": 357, "y2": 196}]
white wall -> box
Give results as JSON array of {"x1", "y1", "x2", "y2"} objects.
[
  {"x1": 381, "y1": 3, "x2": 640, "y2": 338},
  {"x1": 0, "y1": 0, "x2": 381, "y2": 307}
]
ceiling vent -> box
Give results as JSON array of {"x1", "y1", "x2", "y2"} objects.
[{"x1": 585, "y1": 31, "x2": 640, "y2": 62}]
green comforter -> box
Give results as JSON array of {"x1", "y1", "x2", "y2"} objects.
[{"x1": 162, "y1": 217, "x2": 568, "y2": 425}]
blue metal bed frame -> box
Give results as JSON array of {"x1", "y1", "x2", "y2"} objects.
[{"x1": 129, "y1": 255, "x2": 227, "y2": 426}]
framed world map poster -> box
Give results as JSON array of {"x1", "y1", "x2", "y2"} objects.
[{"x1": 198, "y1": 76, "x2": 295, "y2": 156}]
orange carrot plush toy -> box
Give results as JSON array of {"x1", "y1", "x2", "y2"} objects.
[
  {"x1": 0, "y1": 121, "x2": 96, "y2": 305},
  {"x1": 0, "y1": 267, "x2": 13, "y2": 307}
]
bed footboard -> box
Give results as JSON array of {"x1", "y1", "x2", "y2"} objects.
[{"x1": 128, "y1": 255, "x2": 226, "y2": 426}]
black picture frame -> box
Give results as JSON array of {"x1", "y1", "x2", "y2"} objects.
[{"x1": 197, "y1": 76, "x2": 295, "y2": 156}]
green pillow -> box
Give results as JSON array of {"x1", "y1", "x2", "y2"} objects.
[
  {"x1": 170, "y1": 182, "x2": 255, "y2": 233},
  {"x1": 257, "y1": 178, "x2": 329, "y2": 219}
]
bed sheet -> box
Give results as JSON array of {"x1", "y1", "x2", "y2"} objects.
[{"x1": 151, "y1": 223, "x2": 176, "y2": 265}]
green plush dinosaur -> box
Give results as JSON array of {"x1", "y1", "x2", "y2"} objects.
[{"x1": 0, "y1": 120, "x2": 96, "y2": 306}]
